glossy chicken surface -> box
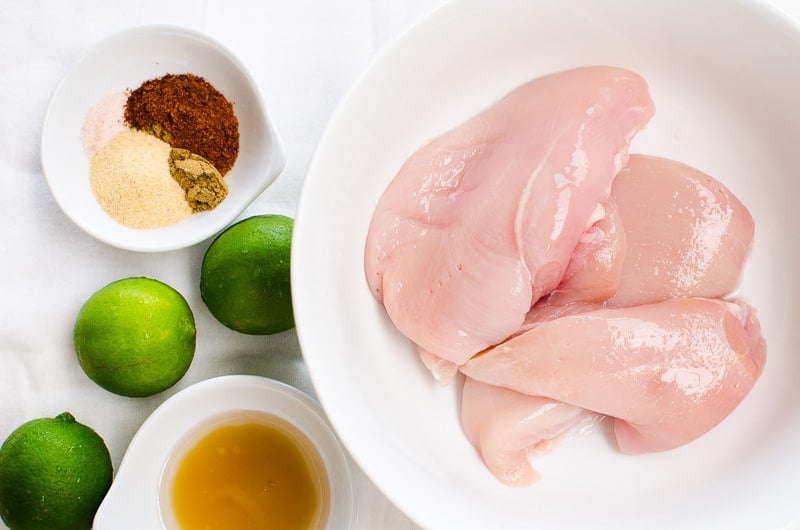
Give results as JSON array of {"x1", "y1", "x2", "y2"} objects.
[
  {"x1": 365, "y1": 67, "x2": 654, "y2": 365},
  {"x1": 606, "y1": 155, "x2": 754, "y2": 307},
  {"x1": 462, "y1": 298, "x2": 765, "y2": 454},
  {"x1": 461, "y1": 377, "x2": 588, "y2": 487}
]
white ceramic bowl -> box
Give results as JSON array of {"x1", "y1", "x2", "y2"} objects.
[
  {"x1": 40, "y1": 25, "x2": 285, "y2": 252},
  {"x1": 92, "y1": 375, "x2": 355, "y2": 529},
  {"x1": 293, "y1": 0, "x2": 800, "y2": 528}
]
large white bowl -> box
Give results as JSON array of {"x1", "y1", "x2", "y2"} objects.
[
  {"x1": 293, "y1": 0, "x2": 800, "y2": 528},
  {"x1": 41, "y1": 25, "x2": 285, "y2": 252}
]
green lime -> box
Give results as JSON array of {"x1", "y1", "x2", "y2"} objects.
[
  {"x1": 74, "y1": 277, "x2": 196, "y2": 397},
  {"x1": 200, "y1": 214, "x2": 294, "y2": 335},
  {"x1": 0, "y1": 412, "x2": 113, "y2": 530}
]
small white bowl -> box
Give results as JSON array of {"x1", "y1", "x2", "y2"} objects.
[
  {"x1": 92, "y1": 375, "x2": 355, "y2": 529},
  {"x1": 40, "y1": 25, "x2": 285, "y2": 252}
]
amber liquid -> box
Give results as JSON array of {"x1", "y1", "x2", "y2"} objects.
[{"x1": 163, "y1": 412, "x2": 329, "y2": 530}]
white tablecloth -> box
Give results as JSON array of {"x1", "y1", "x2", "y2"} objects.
[
  {"x1": 0, "y1": 1, "x2": 439, "y2": 528},
  {"x1": 2, "y1": 1, "x2": 799, "y2": 529}
]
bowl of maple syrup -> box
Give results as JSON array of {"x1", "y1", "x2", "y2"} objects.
[{"x1": 93, "y1": 375, "x2": 355, "y2": 530}]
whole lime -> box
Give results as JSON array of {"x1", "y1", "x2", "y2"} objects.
[
  {"x1": 0, "y1": 412, "x2": 113, "y2": 530},
  {"x1": 74, "y1": 277, "x2": 196, "y2": 397},
  {"x1": 200, "y1": 214, "x2": 294, "y2": 335}
]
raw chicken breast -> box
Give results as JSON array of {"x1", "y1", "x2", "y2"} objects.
[
  {"x1": 365, "y1": 67, "x2": 654, "y2": 366},
  {"x1": 461, "y1": 377, "x2": 589, "y2": 487},
  {"x1": 540, "y1": 155, "x2": 753, "y2": 309},
  {"x1": 605, "y1": 155, "x2": 754, "y2": 307},
  {"x1": 544, "y1": 200, "x2": 626, "y2": 306},
  {"x1": 418, "y1": 346, "x2": 459, "y2": 385},
  {"x1": 461, "y1": 297, "x2": 766, "y2": 454}
]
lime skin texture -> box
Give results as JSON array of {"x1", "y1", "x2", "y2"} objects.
[
  {"x1": 200, "y1": 214, "x2": 295, "y2": 335},
  {"x1": 0, "y1": 412, "x2": 113, "y2": 530},
  {"x1": 74, "y1": 277, "x2": 196, "y2": 397}
]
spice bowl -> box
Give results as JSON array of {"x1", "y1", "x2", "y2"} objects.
[
  {"x1": 41, "y1": 24, "x2": 285, "y2": 252},
  {"x1": 92, "y1": 375, "x2": 356, "y2": 529}
]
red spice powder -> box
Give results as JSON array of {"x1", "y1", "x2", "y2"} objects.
[{"x1": 124, "y1": 73, "x2": 239, "y2": 175}]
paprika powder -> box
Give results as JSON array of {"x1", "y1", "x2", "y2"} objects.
[{"x1": 124, "y1": 73, "x2": 239, "y2": 175}]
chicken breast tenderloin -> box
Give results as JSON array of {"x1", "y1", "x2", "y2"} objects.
[
  {"x1": 365, "y1": 66, "x2": 654, "y2": 366},
  {"x1": 461, "y1": 377, "x2": 590, "y2": 487}
]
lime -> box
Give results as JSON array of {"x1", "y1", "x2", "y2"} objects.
[
  {"x1": 0, "y1": 412, "x2": 113, "y2": 530},
  {"x1": 74, "y1": 277, "x2": 196, "y2": 397},
  {"x1": 200, "y1": 214, "x2": 294, "y2": 335}
]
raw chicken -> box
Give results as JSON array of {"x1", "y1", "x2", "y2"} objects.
[
  {"x1": 605, "y1": 155, "x2": 754, "y2": 307},
  {"x1": 540, "y1": 155, "x2": 753, "y2": 309},
  {"x1": 418, "y1": 346, "x2": 459, "y2": 385},
  {"x1": 544, "y1": 199, "x2": 626, "y2": 306},
  {"x1": 365, "y1": 67, "x2": 654, "y2": 366},
  {"x1": 469, "y1": 156, "x2": 759, "y2": 472},
  {"x1": 461, "y1": 377, "x2": 589, "y2": 487},
  {"x1": 461, "y1": 297, "x2": 766, "y2": 454}
]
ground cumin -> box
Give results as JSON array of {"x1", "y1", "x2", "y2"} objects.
[
  {"x1": 168, "y1": 148, "x2": 228, "y2": 212},
  {"x1": 124, "y1": 73, "x2": 239, "y2": 175}
]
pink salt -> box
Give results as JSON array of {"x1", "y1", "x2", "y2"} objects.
[{"x1": 80, "y1": 90, "x2": 129, "y2": 157}]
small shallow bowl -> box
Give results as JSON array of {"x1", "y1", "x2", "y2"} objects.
[
  {"x1": 92, "y1": 375, "x2": 355, "y2": 529},
  {"x1": 293, "y1": 0, "x2": 800, "y2": 528},
  {"x1": 41, "y1": 25, "x2": 285, "y2": 252}
]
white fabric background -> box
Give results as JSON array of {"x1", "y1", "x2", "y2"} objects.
[
  {"x1": 1, "y1": 1, "x2": 799, "y2": 529},
  {"x1": 0, "y1": 1, "x2": 440, "y2": 528}
]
